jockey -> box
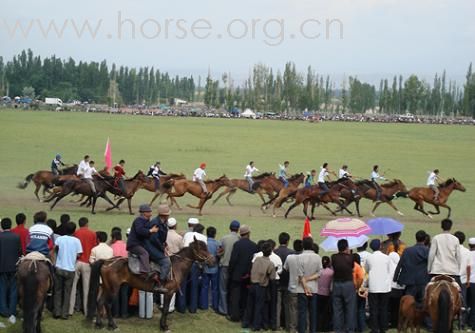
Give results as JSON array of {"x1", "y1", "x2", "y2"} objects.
[
  {"x1": 193, "y1": 163, "x2": 208, "y2": 197},
  {"x1": 427, "y1": 169, "x2": 442, "y2": 203},
  {"x1": 304, "y1": 170, "x2": 317, "y2": 188},
  {"x1": 339, "y1": 165, "x2": 353, "y2": 179},
  {"x1": 113, "y1": 159, "x2": 127, "y2": 196},
  {"x1": 51, "y1": 154, "x2": 65, "y2": 176},
  {"x1": 244, "y1": 161, "x2": 259, "y2": 192},
  {"x1": 76, "y1": 155, "x2": 90, "y2": 177},
  {"x1": 148, "y1": 161, "x2": 167, "y2": 191},
  {"x1": 278, "y1": 161, "x2": 290, "y2": 188},
  {"x1": 371, "y1": 165, "x2": 387, "y2": 201},
  {"x1": 318, "y1": 163, "x2": 336, "y2": 196},
  {"x1": 83, "y1": 161, "x2": 103, "y2": 195},
  {"x1": 143, "y1": 203, "x2": 172, "y2": 289},
  {"x1": 126, "y1": 204, "x2": 168, "y2": 293}
]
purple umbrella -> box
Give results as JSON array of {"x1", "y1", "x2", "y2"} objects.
[{"x1": 367, "y1": 217, "x2": 404, "y2": 235}]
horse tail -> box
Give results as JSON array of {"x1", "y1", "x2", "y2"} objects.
[
  {"x1": 395, "y1": 191, "x2": 408, "y2": 198},
  {"x1": 17, "y1": 173, "x2": 34, "y2": 189},
  {"x1": 436, "y1": 287, "x2": 451, "y2": 333},
  {"x1": 87, "y1": 259, "x2": 105, "y2": 320},
  {"x1": 162, "y1": 179, "x2": 174, "y2": 190}
]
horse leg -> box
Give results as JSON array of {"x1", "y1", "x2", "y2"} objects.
[
  {"x1": 91, "y1": 195, "x2": 98, "y2": 215},
  {"x1": 50, "y1": 193, "x2": 67, "y2": 210},
  {"x1": 415, "y1": 201, "x2": 433, "y2": 219},
  {"x1": 149, "y1": 191, "x2": 161, "y2": 206},
  {"x1": 355, "y1": 199, "x2": 362, "y2": 217},
  {"x1": 211, "y1": 191, "x2": 226, "y2": 205},
  {"x1": 101, "y1": 193, "x2": 119, "y2": 211},
  {"x1": 311, "y1": 202, "x2": 318, "y2": 220},
  {"x1": 160, "y1": 293, "x2": 172, "y2": 332},
  {"x1": 370, "y1": 202, "x2": 382, "y2": 216},
  {"x1": 284, "y1": 201, "x2": 298, "y2": 219},
  {"x1": 322, "y1": 203, "x2": 337, "y2": 216},
  {"x1": 105, "y1": 295, "x2": 117, "y2": 330},
  {"x1": 127, "y1": 198, "x2": 133, "y2": 215},
  {"x1": 225, "y1": 189, "x2": 238, "y2": 206},
  {"x1": 386, "y1": 201, "x2": 404, "y2": 216},
  {"x1": 34, "y1": 183, "x2": 41, "y2": 201}
]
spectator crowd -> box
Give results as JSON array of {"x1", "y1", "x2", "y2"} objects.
[{"x1": 1, "y1": 210, "x2": 475, "y2": 333}]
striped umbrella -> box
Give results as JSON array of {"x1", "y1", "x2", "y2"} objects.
[{"x1": 320, "y1": 217, "x2": 371, "y2": 237}]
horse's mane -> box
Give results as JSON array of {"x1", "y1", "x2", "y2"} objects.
[
  {"x1": 253, "y1": 172, "x2": 273, "y2": 180},
  {"x1": 288, "y1": 173, "x2": 303, "y2": 181},
  {"x1": 129, "y1": 170, "x2": 144, "y2": 180},
  {"x1": 168, "y1": 173, "x2": 185, "y2": 178},
  {"x1": 440, "y1": 178, "x2": 455, "y2": 187},
  {"x1": 62, "y1": 164, "x2": 78, "y2": 172},
  {"x1": 381, "y1": 179, "x2": 400, "y2": 187},
  {"x1": 205, "y1": 175, "x2": 227, "y2": 183}
]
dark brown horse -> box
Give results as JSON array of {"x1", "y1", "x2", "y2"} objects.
[
  {"x1": 87, "y1": 239, "x2": 214, "y2": 331},
  {"x1": 398, "y1": 295, "x2": 425, "y2": 333},
  {"x1": 283, "y1": 178, "x2": 357, "y2": 219},
  {"x1": 166, "y1": 175, "x2": 233, "y2": 215},
  {"x1": 17, "y1": 165, "x2": 77, "y2": 200},
  {"x1": 407, "y1": 178, "x2": 466, "y2": 219},
  {"x1": 139, "y1": 173, "x2": 187, "y2": 206},
  {"x1": 17, "y1": 254, "x2": 52, "y2": 333},
  {"x1": 106, "y1": 170, "x2": 150, "y2": 214},
  {"x1": 356, "y1": 179, "x2": 408, "y2": 216},
  {"x1": 260, "y1": 173, "x2": 306, "y2": 211},
  {"x1": 251, "y1": 174, "x2": 289, "y2": 207},
  {"x1": 424, "y1": 276, "x2": 462, "y2": 333},
  {"x1": 44, "y1": 175, "x2": 118, "y2": 214},
  {"x1": 212, "y1": 172, "x2": 275, "y2": 206}
]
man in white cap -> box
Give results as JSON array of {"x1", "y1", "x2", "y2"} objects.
[
  {"x1": 166, "y1": 217, "x2": 183, "y2": 255},
  {"x1": 184, "y1": 217, "x2": 199, "y2": 235}
]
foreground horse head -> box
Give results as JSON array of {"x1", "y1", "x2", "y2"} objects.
[{"x1": 441, "y1": 178, "x2": 466, "y2": 192}]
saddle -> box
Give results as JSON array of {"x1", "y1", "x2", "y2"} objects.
[
  {"x1": 128, "y1": 252, "x2": 162, "y2": 276},
  {"x1": 424, "y1": 275, "x2": 461, "y2": 311},
  {"x1": 18, "y1": 251, "x2": 52, "y2": 266}
]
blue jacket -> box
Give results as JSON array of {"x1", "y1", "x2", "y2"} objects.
[
  {"x1": 394, "y1": 243, "x2": 430, "y2": 286},
  {"x1": 0, "y1": 231, "x2": 22, "y2": 272},
  {"x1": 204, "y1": 238, "x2": 221, "y2": 274},
  {"x1": 126, "y1": 216, "x2": 151, "y2": 250},
  {"x1": 147, "y1": 216, "x2": 168, "y2": 253}
]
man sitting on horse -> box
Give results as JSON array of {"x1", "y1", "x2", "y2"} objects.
[
  {"x1": 244, "y1": 161, "x2": 259, "y2": 192},
  {"x1": 51, "y1": 154, "x2": 65, "y2": 176},
  {"x1": 126, "y1": 204, "x2": 168, "y2": 293},
  {"x1": 371, "y1": 165, "x2": 387, "y2": 201},
  {"x1": 339, "y1": 165, "x2": 353, "y2": 179},
  {"x1": 193, "y1": 163, "x2": 208, "y2": 198},
  {"x1": 147, "y1": 161, "x2": 167, "y2": 192},
  {"x1": 305, "y1": 169, "x2": 317, "y2": 188},
  {"x1": 82, "y1": 161, "x2": 103, "y2": 195},
  {"x1": 318, "y1": 162, "x2": 336, "y2": 196},
  {"x1": 113, "y1": 159, "x2": 127, "y2": 197},
  {"x1": 143, "y1": 204, "x2": 172, "y2": 289},
  {"x1": 427, "y1": 169, "x2": 443, "y2": 203},
  {"x1": 278, "y1": 161, "x2": 290, "y2": 188}
]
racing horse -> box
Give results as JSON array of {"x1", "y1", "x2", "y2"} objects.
[
  {"x1": 17, "y1": 253, "x2": 53, "y2": 333},
  {"x1": 424, "y1": 275, "x2": 462, "y2": 333},
  {"x1": 356, "y1": 179, "x2": 408, "y2": 216},
  {"x1": 212, "y1": 172, "x2": 275, "y2": 206},
  {"x1": 87, "y1": 238, "x2": 214, "y2": 332},
  {"x1": 407, "y1": 178, "x2": 466, "y2": 219},
  {"x1": 166, "y1": 175, "x2": 233, "y2": 215},
  {"x1": 17, "y1": 165, "x2": 77, "y2": 200},
  {"x1": 139, "y1": 173, "x2": 187, "y2": 205},
  {"x1": 259, "y1": 173, "x2": 307, "y2": 211}
]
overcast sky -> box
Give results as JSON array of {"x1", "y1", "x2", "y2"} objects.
[{"x1": 1, "y1": 0, "x2": 474, "y2": 85}]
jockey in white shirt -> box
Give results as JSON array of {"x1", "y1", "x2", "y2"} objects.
[
  {"x1": 371, "y1": 165, "x2": 387, "y2": 201},
  {"x1": 244, "y1": 161, "x2": 259, "y2": 192},
  {"x1": 318, "y1": 162, "x2": 336, "y2": 196},
  {"x1": 77, "y1": 155, "x2": 90, "y2": 177},
  {"x1": 339, "y1": 165, "x2": 352, "y2": 179},
  {"x1": 148, "y1": 161, "x2": 167, "y2": 191},
  {"x1": 193, "y1": 163, "x2": 208, "y2": 197},
  {"x1": 82, "y1": 160, "x2": 103, "y2": 194},
  {"x1": 427, "y1": 169, "x2": 442, "y2": 202}
]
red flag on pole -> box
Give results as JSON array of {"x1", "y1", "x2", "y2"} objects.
[
  {"x1": 104, "y1": 138, "x2": 112, "y2": 171},
  {"x1": 302, "y1": 216, "x2": 312, "y2": 239}
]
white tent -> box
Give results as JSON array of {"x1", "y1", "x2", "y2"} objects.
[{"x1": 241, "y1": 108, "x2": 256, "y2": 119}]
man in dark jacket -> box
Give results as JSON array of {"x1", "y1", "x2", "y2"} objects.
[
  {"x1": 0, "y1": 217, "x2": 22, "y2": 322},
  {"x1": 228, "y1": 225, "x2": 258, "y2": 322},
  {"x1": 274, "y1": 232, "x2": 294, "y2": 330},
  {"x1": 393, "y1": 230, "x2": 430, "y2": 304},
  {"x1": 144, "y1": 204, "x2": 171, "y2": 286},
  {"x1": 126, "y1": 204, "x2": 167, "y2": 293}
]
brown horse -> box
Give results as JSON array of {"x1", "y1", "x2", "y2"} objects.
[
  {"x1": 356, "y1": 179, "x2": 408, "y2": 216},
  {"x1": 251, "y1": 174, "x2": 289, "y2": 208},
  {"x1": 266, "y1": 173, "x2": 305, "y2": 217},
  {"x1": 398, "y1": 295, "x2": 425, "y2": 333},
  {"x1": 260, "y1": 173, "x2": 306, "y2": 210},
  {"x1": 166, "y1": 175, "x2": 233, "y2": 215},
  {"x1": 87, "y1": 239, "x2": 214, "y2": 331},
  {"x1": 17, "y1": 165, "x2": 77, "y2": 200},
  {"x1": 212, "y1": 172, "x2": 275, "y2": 206},
  {"x1": 407, "y1": 178, "x2": 466, "y2": 219},
  {"x1": 283, "y1": 178, "x2": 357, "y2": 219},
  {"x1": 424, "y1": 275, "x2": 462, "y2": 333},
  {"x1": 139, "y1": 173, "x2": 187, "y2": 205},
  {"x1": 106, "y1": 171, "x2": 150, "y2": 214},
  {"x1": 17, "y1": 254, "x2": 52, "y2": 333}
]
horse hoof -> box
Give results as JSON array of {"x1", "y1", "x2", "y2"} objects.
[
  {"x1": 427, "y1": 214, "x2": 433, "y2": 219},
  {"x1": 370, "y1": 212, "x2": 376, "y2": 217},
  {"x1": 272, "y1": 214, "x2": 276, "y2": 218},
  {"x1": 92, "y1": 211, "x2": 96, "y2": 215},
  {"x1": 397, "y1": 211, "x2": 404, "y2": 216}
]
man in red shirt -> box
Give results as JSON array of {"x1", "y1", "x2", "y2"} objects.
[
  {"x1": 69, "y1": 217, "x2": 97, "y2": 316},
  {"x1": 114, "y1": 159, "x2": 127, "y2": 197},
  {"x1": 11, "y1": 213, "x2": 29, "y2": 255}
]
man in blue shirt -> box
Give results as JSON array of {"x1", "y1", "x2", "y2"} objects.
[
  {"x1": 199, "y1": 226, "x2": 221, "y2": 311},
  {"x1": 26, "y1": 211, "x2": 54, "y2": 258},
  {"x1": 53, "y1": 222, "x2": 82, "y2": 319}
]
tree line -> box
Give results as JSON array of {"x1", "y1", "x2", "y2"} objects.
[{"x1": 0, "y1": 50, "x2": 473, "y2": 117}]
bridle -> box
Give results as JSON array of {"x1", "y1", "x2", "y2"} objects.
[{"x1": 172, "y1": 245, "x2": 213, "y2": 263}]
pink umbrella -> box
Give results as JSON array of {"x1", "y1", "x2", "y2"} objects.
[{"x1": 320, "y1": 217, "x2": 371, "y2": 237}]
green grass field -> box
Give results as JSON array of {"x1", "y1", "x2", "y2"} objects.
[{"x1": 0, "y1": 109, "x2": 474, "y2": 332}]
